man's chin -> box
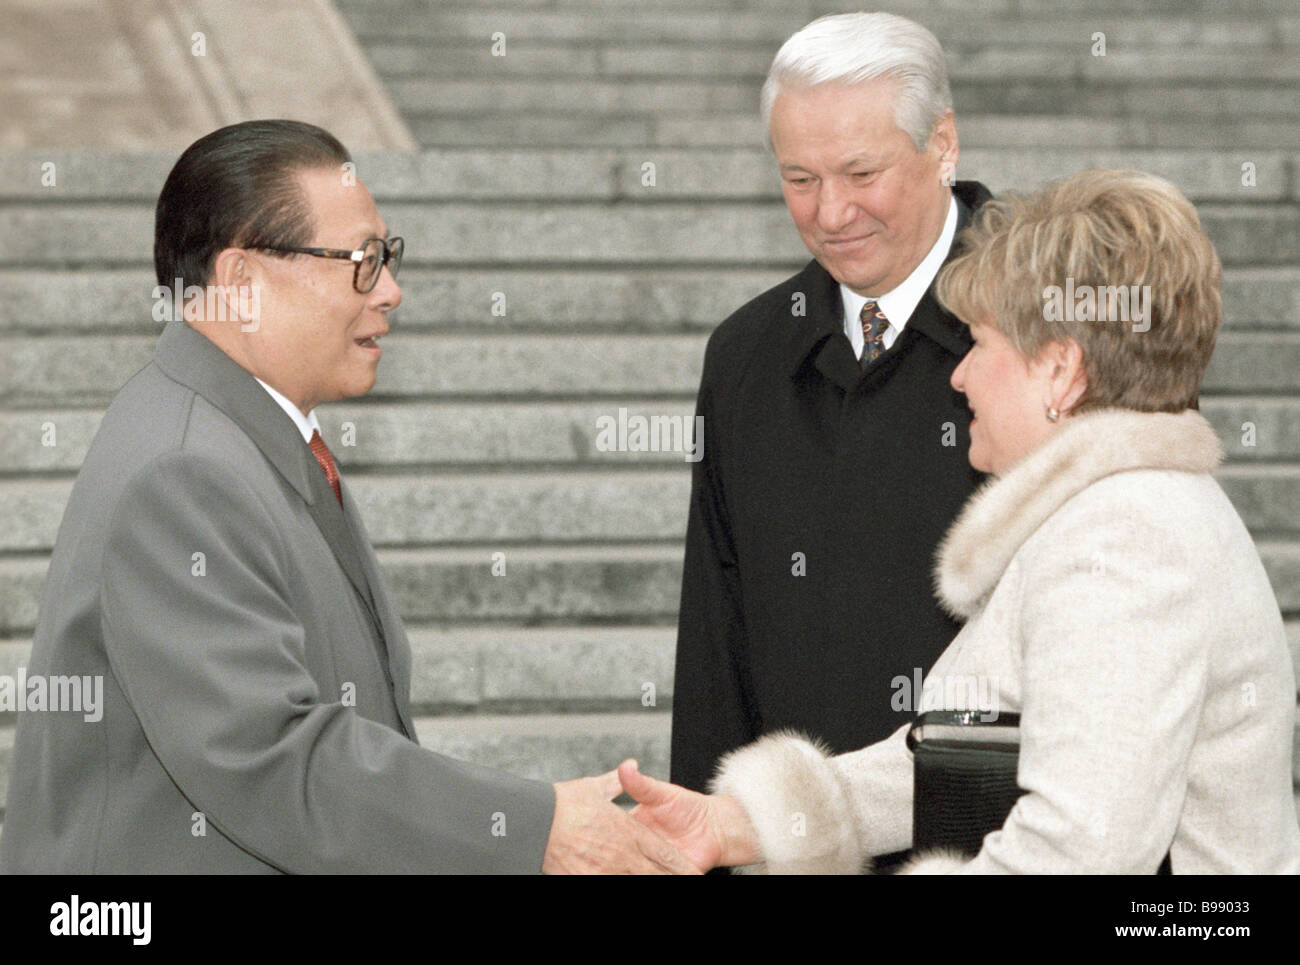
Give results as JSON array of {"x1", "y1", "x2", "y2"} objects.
[
  {"x1": 330, "y1": 370, "x2": 379, "y2": 403},
  {"x1": 818, "y1": 257, "x2": 887, "y2": 295}
]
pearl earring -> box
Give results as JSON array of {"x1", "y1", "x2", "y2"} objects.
[{"x1": 1046, "y1": 406, "x2": 1060, "y2": 423}]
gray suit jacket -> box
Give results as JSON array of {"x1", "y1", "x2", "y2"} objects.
[{"x1": 0, "y1": 320, "x2": 555, "y2": 873}]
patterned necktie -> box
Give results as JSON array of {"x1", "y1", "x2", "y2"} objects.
[
  {"x1": 308, "y1": 429, "x2": 343, "y2": 506},
  {"x1": 859, "y1": 299, "x2": 891, "y2": 367}
]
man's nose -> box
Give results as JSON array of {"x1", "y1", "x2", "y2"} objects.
[
  {"x1": 815, "y1": 180, "x2": 858, "y2": 234},
  {"x1": 371, "y1": 264, "x2": 401, "y2": 312}
]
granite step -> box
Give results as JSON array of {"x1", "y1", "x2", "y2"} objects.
[
  {"x1": 4, "y1": 396, "x2": 1299, "y2": 473},
  {"x1": 5, "y1": 202, "x2": 1296, "y2": 267},
  {"x1": 340, "y1": 5, "x2": 1294, "y2": 51},
  {"x1": 0, "y1": 625, "x2": 677, "y2": 714},
  {"x1": 2, "y1": 266, "x2": 1296, "y2": 333},
  {"x1": 387, "y1": 78, "x2": 1300, "y2": 121},
  {"x1": 2, "y1": 464, "x2": 1298, "y2": 554},
  {"x1": 368, "y1": 42, "x2": 1300, "y2": 85},
  {"x1": 4, "y1": 148, "x2": 1297, "y2": 206},
  {"x1": 3, "y1": 331, "x2": 1298, "y2": 407},
  {"x1": 1, "y1": 540, "x2": 1298, "y2": 640}
]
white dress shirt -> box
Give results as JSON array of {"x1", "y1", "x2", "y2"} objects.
[
  {"x1": 255, "y1": 377, "x2": 320, "y2": 444},
  {"x1": 841, "y1": 196, "x2": 959, "y2": 359}
]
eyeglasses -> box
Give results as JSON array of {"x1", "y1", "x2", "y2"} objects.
[{"x1": 254, "y1": 236, "x2": 404, "y2": 293}]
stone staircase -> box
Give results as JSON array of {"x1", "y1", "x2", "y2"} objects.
[
  {"x1": 340, "y1": 0, "x2": 1300, "y2": 148},
  {"x1": 2, "y1": 0, "x2": 1298, "y2": 836}
]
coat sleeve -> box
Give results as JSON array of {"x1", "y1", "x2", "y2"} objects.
[
  {"x1": 960, "y1": 500, "x2": 1207, "y2": 874},
  {"x1": 99, "y1": 449, "x2": 556, "y2": 873},
  {"x1": 708, "y1": 724, "x2": 915, "y2": 873},
  {"x1": 704, "y1": 493, "x2": 1214, "y2": 875},
  {"x1": 670, "y1": 344, "x2": 758, "y2": 795}
]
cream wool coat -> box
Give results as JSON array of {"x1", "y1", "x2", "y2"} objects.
[{"x1": 712, "y1": 408, "x2": 1300, "y2": 874}]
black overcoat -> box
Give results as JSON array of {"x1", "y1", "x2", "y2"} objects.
[{"x1": 670, "y1": 181, "x2": 994, "y2": 797}]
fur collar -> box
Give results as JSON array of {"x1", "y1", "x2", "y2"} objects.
[{"x1": 935, "y1": 408, "x2": 1223, "y2": 618}]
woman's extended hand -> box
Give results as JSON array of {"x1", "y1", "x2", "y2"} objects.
[{"x1": 617, "y1": 759, "x2": 761, "y2": 872}]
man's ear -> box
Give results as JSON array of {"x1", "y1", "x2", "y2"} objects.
[
  {"x1": 930, "y1": 110, "x2": 958, "y2": 185},
  {"x1": 209, "y1": 247, "x2": 258, "y2": 329}
]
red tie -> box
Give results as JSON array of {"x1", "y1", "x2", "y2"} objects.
[{"x1": 308, "y1": 429, "x2": 342, "y2": 505}]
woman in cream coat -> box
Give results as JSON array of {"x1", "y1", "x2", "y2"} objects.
[{"x1": 620, "y1": 169, "x2": 1300, "y2": 874}]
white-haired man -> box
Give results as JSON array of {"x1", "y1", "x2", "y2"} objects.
[{"x1": 670, "y1": 12, "x2": 993, "y2": 868}]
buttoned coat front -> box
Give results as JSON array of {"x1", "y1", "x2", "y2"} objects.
[
  {"x1": 0, "y1": 320, "x2": 556, "y2": 873},
  {"x1": 671, "y1": 181, "x2": 993, "y2": 797}
]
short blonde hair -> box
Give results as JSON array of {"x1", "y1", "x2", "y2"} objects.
[{"x1": 936, "y1": 169, "x2": 1222, "y2": 414}]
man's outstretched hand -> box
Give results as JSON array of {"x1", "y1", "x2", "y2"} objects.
[
  {"x1": 542, "y1": 768, "x2": 702, "y2": 874},
  {"x1": 617, "y1": 759, "x2": 760, "y2": 872}
]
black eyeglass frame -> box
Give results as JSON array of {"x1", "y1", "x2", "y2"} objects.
[{"x1": 254, "y1": 236, "x2": 404, "y2": 293}]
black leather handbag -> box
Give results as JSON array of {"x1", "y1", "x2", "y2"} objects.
[
  {"x1": 907, "y1": 710, "x2": 1023, "y2": 855},
  {"x1": 906, "y1": 710, "x2": 1172, "y2": 873}
]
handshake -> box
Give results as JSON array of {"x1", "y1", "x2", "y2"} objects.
[{"x1": 541, "y1": 761, "x2": 760, "y2": 874}]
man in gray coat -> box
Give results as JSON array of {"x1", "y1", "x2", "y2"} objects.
[{"x1": 0, "y1": 120, "x2": 693, "y2": 874}]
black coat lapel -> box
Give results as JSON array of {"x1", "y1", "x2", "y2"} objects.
[
  {"x1": 784, "y1": 260, "x2": 861, "y2": 392},
  {"x1": 898, "y1": 181, "x2": 993, "y2": 358}
]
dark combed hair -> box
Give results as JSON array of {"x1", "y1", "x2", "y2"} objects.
[{"x1": 154, "y1": 119, "x2": 352, "y2": 288}]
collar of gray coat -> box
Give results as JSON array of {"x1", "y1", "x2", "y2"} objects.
[
  {"x1": 153, "y1": 319, "x2": 321, "y2": 504},
  {"x1": 934, "y1": 407, "x2": 1224, "y2": 619}
]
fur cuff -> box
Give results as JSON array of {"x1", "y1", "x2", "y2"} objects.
[
  {"x1": 897, "y1": 848, "x2": 969, "y2": 874},
  {"x1": 710, "y1": 731, "x2": 868, "y2": 874}
]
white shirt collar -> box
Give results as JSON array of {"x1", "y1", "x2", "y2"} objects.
[
  {"x1": 255, "y1": 377, "x2": 321, "y2": 444},
  {"x1": 841, "y1": 195, "x2": 959, "y2": 355}
]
